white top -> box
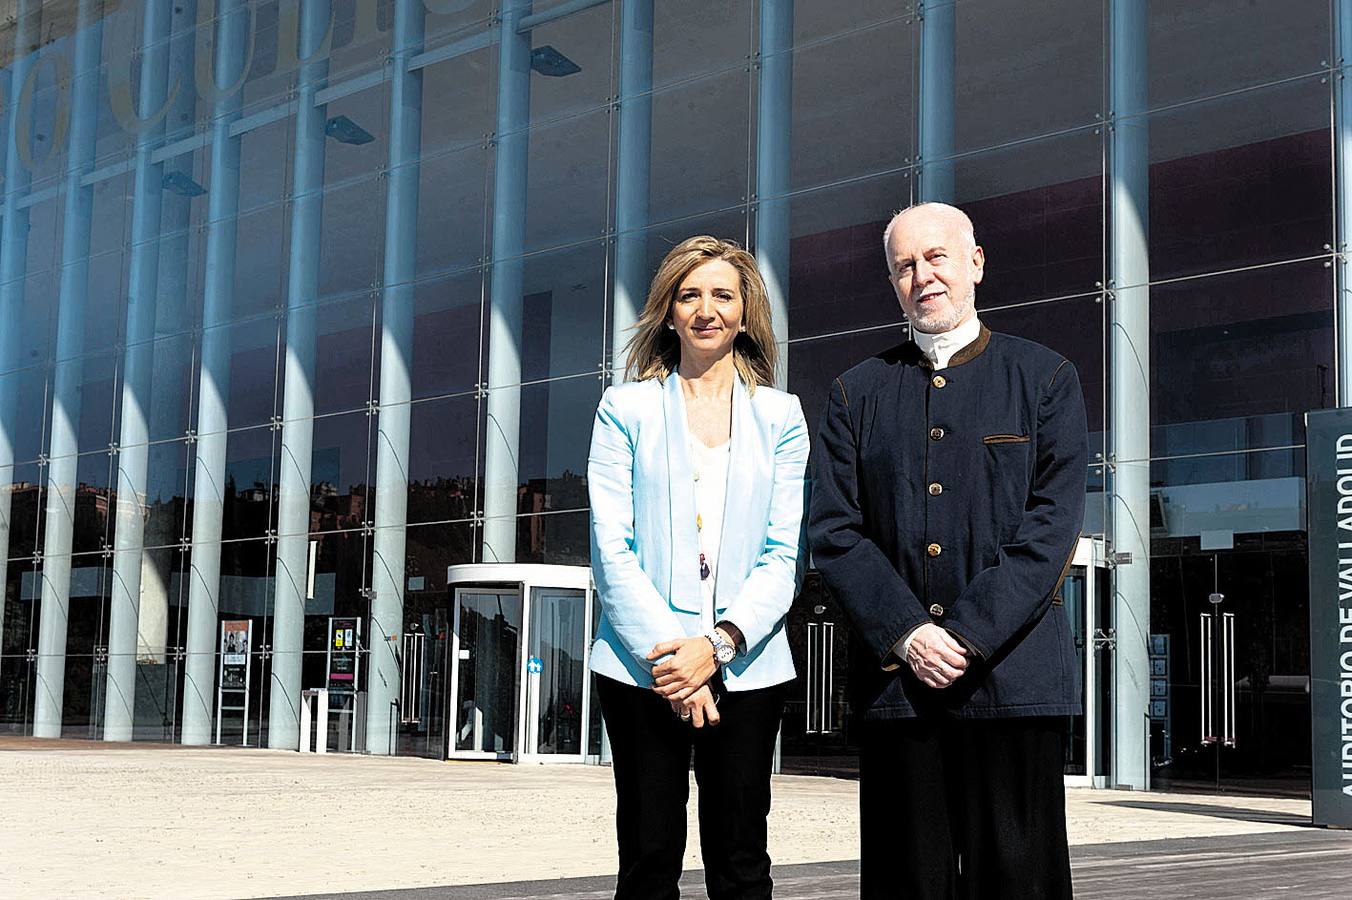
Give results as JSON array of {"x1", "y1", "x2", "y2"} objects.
[
  {"x1": 690, "y1": 437, "x2": 731, "y2": 629},
  {"x1": 912, "y1": 315, "x2": 982, "y2": 369}
]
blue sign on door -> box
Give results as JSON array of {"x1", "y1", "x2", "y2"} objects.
[{"x1": 527, "y1": 656, "x2": 543, "y2": 674}]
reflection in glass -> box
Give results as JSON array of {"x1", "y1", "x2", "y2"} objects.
[
  {"x1": 526, "y1": 586, "x2": 585, "y2": 755},
  {"x1": 454, "y1": 590, "x2": 521, "y2": 753},
  {"x1": 1149, "y1": 261, "x2": 1333, "y2": 457}
]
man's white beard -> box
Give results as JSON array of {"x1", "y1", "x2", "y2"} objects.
[{"x1": 913, "y1": 292, "x2": 976, "y2": 334}]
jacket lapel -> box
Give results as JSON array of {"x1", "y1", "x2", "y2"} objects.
[
  {"x1": 662, "y1": 374, "x2": 701, "y2": 614},
  {"x1": 712, "y1": 375, "x2": 753, "y2": 614}
]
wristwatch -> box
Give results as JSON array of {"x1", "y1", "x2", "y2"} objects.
[{"x1": 706, "y1": 629, "x2": 737, "y2": 665}]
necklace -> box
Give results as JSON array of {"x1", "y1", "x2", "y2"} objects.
[{"x1": 692, "y1": 442, "x2": 711, "y2": 581}]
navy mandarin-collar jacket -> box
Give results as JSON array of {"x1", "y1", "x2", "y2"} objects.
[{"x1": 808, "y1": 325, "x2": 1088, "y2": 720}]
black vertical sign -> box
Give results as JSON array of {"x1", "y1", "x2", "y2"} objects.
[{"x1": 1305, "y1": 408, "x2": 1352, "y2": 826}]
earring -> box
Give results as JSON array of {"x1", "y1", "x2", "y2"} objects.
[{"x1": 666, "y1": 322, "x2": 675, "y2": 330}]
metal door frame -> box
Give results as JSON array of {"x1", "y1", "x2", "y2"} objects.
[
  {"x1": 445, "y1": 564, "x2": 596, "y2": 765},
  {"x1": 1066, "y1": 536, "x2": 1108, "y2": 789},
  {"x1": 448, "y1": 586, "x2": 522, "y2": 761}
]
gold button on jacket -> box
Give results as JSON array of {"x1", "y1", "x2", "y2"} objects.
[
  {"x1": 926, "y1": 542, "x2": 942, "y2": 557},
  {"x1": 928, "y1": 482, "x2": 943, "y2": 496},
  {"x1": 929, "y1": 426, "x2": 945, "y2": 441},
  {"x1": 929, "y1": 603, "x2": 945, "y2": 617},
  {"x1": 932, "y1": 375, "x2": 947, "y2": 389}
]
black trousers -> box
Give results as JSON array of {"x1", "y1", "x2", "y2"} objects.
[
  {"x1": 859, "y1": 716, "x2": 1073, "y2": 900},
  {"x1": 597, "y1": 675, "x2": 787, "y2": 900}
]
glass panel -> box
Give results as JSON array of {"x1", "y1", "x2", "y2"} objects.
[
  {"x1": 212, "y1": 316, "x2": 283, "y2": 431},
  {"x1": 1146, "y1": 0, "x2": 1330, "y2": 111},
  {"x1": 516, "y1": 241, "x2": 608, "y2": 382},
  {"x1": 648, "y1": 69, "x2": 751, "y2": 225},
  {"x1": 323, "y1": 83, "x2": 388, "y2": 185},
  {"x1": 2, "y1": 461, "x2": 45, "y2": 561},
  {"x1": 785, "y1": 325, "x2": 908, "y2": 438},
  {"x1": 415, "y1": 147, "x2": 491, "y2": 279},
  {"x1": 512, "y1": 510, "x2": 589, "y2": 566},
  {"x1": 407, "y1": 394, "x2": 480, "y2": 525},
  {"x1": 955, "y1": 129, "x2": 1105, "y2": 309},
  {"x1": 85, "y1": 253, "x2": 129, "y2": 357},
  {"x1": 786, "y1": 170, "x2": 912, "y2": 341},
  {"x1": 1140, "y1": 75, "x2": 1332, "y2": 285},
  {"x1": 424, "y1": 1, "x2": 495, "y2": 47},
  {"x1": 308, "y1": 411, "x2": 374, "y2": 534},
  {"x1": 238, "y1": 120, "x2": 295, "y2": 217},
  {"x1": 0, "y1": 558, "x2": 39, "y2": 733},
  {"x1": 140, "y1": 439, "x2": 193, "y2": 550},
  {"x1": 90, "y1": 176, "x2": 132, "y2": 259},
  {"x1": 454, "y1": 590, "x2": 521, "y2": 753},
  {"x1": 314, "y1": 294, "x2": 377, "y2": 416},
  {"x1": 526, "y1": 586, "x2": 586, "y2": 755},
  {"x1": 527, "y1": 0, "x2": 614, "y2": 125},
  {"x1": 653, "y1": 0, "x2": 752, "y2": 89},
  {"x1": 57, "y1": 552, "x2": 110, "y2": 738},
  {"x1": 952, "y1": 0, "x2": 1104, "y2": 153},
  {"x1": 71, "y1": 452, "x2": 115, "y2": 555},
  {"x1": 318, "y1": 177, "x2": 385, "y2": 301},
  {"x1": 506, "y1": 375, "x2": 601, "y2": 513},
  {"x1": 408, "y1": 270, "x2": 484, "y2": 400},
  {"x1": 232, "y1": 204, "x2": 290, "y2": 323},
  {"x1": 216, "y1": 537, "x2": 277, "y2": 747},
  {"x1": 1149, "y1": 260, "x2": 1333, "y2": 458},
  {"x1": 0, "y1": 367, "x2": 50, "y2": 462},
  {"x1": 788, "y1": 16, "x2": 916, "y2": 193},
  {"x1": 126, "y1": 332, "x2": 197, "y2": 445},
  {"x1": 640, "y1": 207, "x2": 749, "y2": 280},
  {"x1": 14, "y1": 272, "x2": 56, "y2": 373},
  {"x1": 523, "y1": 109, "x2": 611, "y2": 253},
  {"x1": 420, "y1": 41, "x2": 495, "y2": 159},
  {"x1": 220, "y1": 425, "x2": 278, "y2": 543}
]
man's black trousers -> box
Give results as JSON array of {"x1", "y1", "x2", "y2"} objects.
[
  {"x1": 859, "y1": 715, "x2": 1073, "y2": 899},
  {"x1": 596, "y1": 675, "x2": 787, "y2": 900}
]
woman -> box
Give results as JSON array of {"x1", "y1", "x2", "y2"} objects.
[{"x1": 588, "y1": 235, "x2": 808, "y2": 900}]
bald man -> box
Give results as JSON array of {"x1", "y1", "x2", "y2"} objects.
[{"x1": 808, "y1": 203, "x2": 1086, "y2": 898}]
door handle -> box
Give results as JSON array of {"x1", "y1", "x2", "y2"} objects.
[
  {"x1": 400, "y1": 632, "x2": 424, "y2": 724},
  {"x1": 805, "y1": 622, "x2": 818, "y2": 734},
  {"x1": 823, "y1": 622, "x2": 835, "y2": 734},
  {"x1": 1222, "y1": 612, "x2": 1236, "y2": 747},
  {"x1": 1200, "y1": 613, "x2": 1214, "y2": 745}
]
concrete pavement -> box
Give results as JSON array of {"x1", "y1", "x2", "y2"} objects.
[{"x1": 0, "y1": 738, "x2": 1334, "y2": 899}]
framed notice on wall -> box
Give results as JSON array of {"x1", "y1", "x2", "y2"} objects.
[
  {"x1": 327, "y1": 616, "x2": 361, "y2": 693},
  {"x1": 216, "y1": 620, "x2": 253, "y2": 746}
]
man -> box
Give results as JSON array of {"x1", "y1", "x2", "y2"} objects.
[{"x1": 808, "y1": 203, "x2": 1087, "y2": 898}]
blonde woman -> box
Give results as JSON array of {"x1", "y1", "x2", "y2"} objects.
[{"x1": 588, "y1": 235, "x2": 808, "y2": 899}]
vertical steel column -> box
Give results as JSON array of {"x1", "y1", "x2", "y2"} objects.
[
  {"x1": 918, "y1": 1, "x2": 955, "y2": 202},
  {"x1": 610, "y1": 0, "x2": 653, "y2": 381},
  {"x1": 1337, "y1": 0, "x2": 1352, "y2": 401},
  {"x1": 3, "y1": 2, "x2": 39, "y2": 730},
  {"x1": 268, "y1": 0, "x2": 332, "y2": 750},
  {"x1": 480, "y1": 0, "x2": 533, "y2": 563},
  {"x1": 35, "y1": 0, "x2": 103, "y2": 736},
  {"x1": 1108, "y1": 0, "x2": 1151, "y2": 790},
  {"x1": 182, "y1": 0, "x2": 252, "y2": 745},
  {"x1": 755, "y1": 0, "x2": 792, "y2": 388},
  {"x1": 104, "y1": 0, "x2": 177, "y2": 742},
  {"x1": 367, "y1": 0, "x2": 426, "y2": 756},
  {"x1": 137, "y1": 0, "x2": 199, "y2": 668}
]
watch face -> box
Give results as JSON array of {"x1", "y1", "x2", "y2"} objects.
[{"x1": 716, "y1": 644, "x2": 736, "y2": 664}]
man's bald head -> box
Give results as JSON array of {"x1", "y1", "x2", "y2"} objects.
[
  {"x1": 882, "y1": 203, "x2": 977, "y2": 273},
  {"x1": 882, "y1": 202, "x2": 985, "y2": 334}
]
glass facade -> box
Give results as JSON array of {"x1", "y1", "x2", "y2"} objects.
[{"x1": 0, "y1": 0, "x2": 1341, "y2": 793}]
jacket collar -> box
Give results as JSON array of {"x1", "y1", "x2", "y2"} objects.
[{"x1": 907, "y1": 322, "x2": 992, "y2": 370}]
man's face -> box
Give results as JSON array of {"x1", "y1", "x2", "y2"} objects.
[{"x1": 886, "y1": 208, "x2": 985, "y2": 334}]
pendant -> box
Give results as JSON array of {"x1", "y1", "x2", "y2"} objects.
[{"x1": 699, "y1": 552, "x2": 710, "y2": 580}]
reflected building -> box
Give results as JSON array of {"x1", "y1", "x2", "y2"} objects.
[{"x1": 0, "y1": 0, "x2": 1343, "y2": 794}]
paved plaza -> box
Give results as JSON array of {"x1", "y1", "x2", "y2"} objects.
[{"x1": 0, "y1": 737, "x2": 1345, "y2": 899}]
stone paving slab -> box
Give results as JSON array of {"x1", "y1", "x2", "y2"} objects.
[{"x1": 0, "y1": 739, "x2": 1319, "y2": 899}]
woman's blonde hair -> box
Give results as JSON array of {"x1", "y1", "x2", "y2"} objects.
[{"x1": 623, "y1": 235, "x2": 779, "y2": 390}]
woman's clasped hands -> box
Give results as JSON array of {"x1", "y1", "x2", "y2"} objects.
[{"x1": 648, "y1": 636, "x2": 722, "y2": 728}]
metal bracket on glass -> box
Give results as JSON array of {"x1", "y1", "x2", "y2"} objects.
[{"x1": 1091, "y1": 627, "x2": 1116, "y2": 650}]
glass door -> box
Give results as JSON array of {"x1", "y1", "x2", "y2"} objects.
[
  {"x1": 520, "y1": 586, "x2": 589, "y2": 761},
  {"x1": 1150, "y1": 546, "x2": 1310, "y2": 796},
  {"x1": 1063, "y1": 537, "x2": 1111, "y2": 787},
  {"x1": 395, "y1": 597, "x2": 450, "y2": 760},
  {"x1": 448, "y1": 589, "x2": 522, "y2": 760}
]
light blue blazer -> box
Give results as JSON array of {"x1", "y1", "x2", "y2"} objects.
[{"x1": 587, "y1": 372, "x2": 809, "y2": 691}]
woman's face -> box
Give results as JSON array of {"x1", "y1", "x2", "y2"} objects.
[{"x1": 670, "y1": 259, "x2": 744, "y2": 364}]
